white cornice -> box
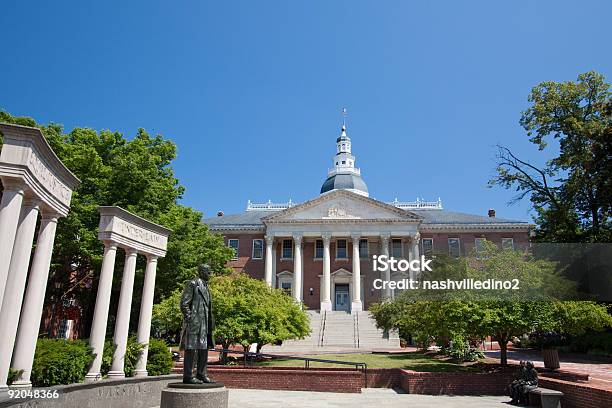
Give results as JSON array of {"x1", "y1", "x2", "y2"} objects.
[{"x1": 262, "y1": 189, "x2": 422, "y2": 223}]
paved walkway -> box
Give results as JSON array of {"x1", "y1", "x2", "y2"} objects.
[{"x1": 228, "y1": 388, "x2": 509, "y2": 407}]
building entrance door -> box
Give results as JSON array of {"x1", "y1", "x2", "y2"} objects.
[{"x1": 334, "y1": 284, "x2": 350, "y2": 312}]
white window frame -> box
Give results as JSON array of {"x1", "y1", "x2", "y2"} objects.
[
  {"x1": 422, "y1": 238, "x2": 433, "y2": 254},
  {"x1": 336, "y1": 239, "x2": 348, "y2": 259},
  {"x1": 359, "y1": 238, "x2": 369, "y2": 259},
  {"x1": 474, "y1": 238, "x2": 486, "y2": 254},
  {"x1": 314, "y1": 239, "x2": 323, "y2": 260},
  {"x1": 502, "y1": 238, "x2": 514, "y2": 251},
  {"x1": 281, "y1": 239, "x2": 293, "y2": 260},
  {"x1": 391, "y1": 238, "x2": 403, "y2": 258},
  {"x1": 228, "y1": 239, "x2": 239, "y2": 260},
  {"x1": 448, "y1": 238, "x2": 460, "y2": 258},
  {"x1": 252, "y1": 239, "x2": 263, "y2": 259}
]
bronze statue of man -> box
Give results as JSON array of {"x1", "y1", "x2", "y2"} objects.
[{"x1": 179, "y1": 263, "x2": 215, "y2": 384}]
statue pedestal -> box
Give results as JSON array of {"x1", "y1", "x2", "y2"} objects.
[{"x1": 160, "y1": 382, "x2": 228, "y2": 408}]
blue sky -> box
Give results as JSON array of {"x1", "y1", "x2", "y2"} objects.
[{"x1": 2, "y1": 1, "x2": 610, "y2": 221}]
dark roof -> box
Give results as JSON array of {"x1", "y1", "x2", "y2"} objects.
[
  {"x1": 204, "y1": 208, "x2": 528, "y2": 230},
  {"x1": 409, "y1": 209, "x2": 525, "y2": 225},
  {"x1": 320, "y1": 173, "x2": 369, "y2": 195},
  {"x1": 204, "y1": 210, "x2": 273, "y2": 230}
]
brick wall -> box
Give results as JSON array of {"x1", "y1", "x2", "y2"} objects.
[
  {"x1": 399, "y1": 370, "x2": 513, "y2": 395},
  {"x1": 538, "y1": 377, "x2": 612, "y2": 408},
  {"x1": 366, "y1": 368, "x2": 402, "y2": 388},
  {"x1": 207, "y1": 366, "x2": 362, "y2": 393}
]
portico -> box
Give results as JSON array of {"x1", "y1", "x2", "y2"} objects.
[
  {"x1": 85, "y1": 206, "x2": 171, "y2": 381},
  {"x1": 0, "y1": 124, "x2": 80, "y2": 390},
  {"x1": 261, "y1": 189, "x2": 422, "y2": 313}
]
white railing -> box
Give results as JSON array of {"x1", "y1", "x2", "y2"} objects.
[
  {"x1": 246, "y1": 197, "x2": 443, "y2": 211},
  {"x1": 246, "y1": 199, "x2": 295, "y2": 211},
  {"x1": 389, "y1": 197, "x2": 443, "y2": 209},
  {"x1": 327, "y1": 167, "x2": 361, "y2": 176}
]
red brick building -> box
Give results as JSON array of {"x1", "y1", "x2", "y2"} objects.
[{"x1": 204, "y1": 124, "x2": 531, "y2": 313}]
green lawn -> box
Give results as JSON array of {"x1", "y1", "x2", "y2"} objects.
[{"x1": 254, "y1": 352, "x2": 481, "y2": 372}]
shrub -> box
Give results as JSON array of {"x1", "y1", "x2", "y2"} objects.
[
  {"x1": 31, "y1": 339, "x2": 94, "y2": 387},
  {"x1": 99, "y1": 337, "x2": 145, "y2": 377},
  {"x1": 146, "y1": 338, "x2": 173, "y2": 375},
  {"x1": 568, "y1": 331, "x2": 612, "y2": 356},
  {"x1": 100, "y1": 339, "x2": 116, "y2": 377},
  {"x1": 7, "y1": 368, "x2": 23, "y2": 385},
  {"x1": 123, "y1": 336, "x2": 145, "y2": 377},
  {"x1": 440, "y1": 335, "x2": 484, "y2": 362}
]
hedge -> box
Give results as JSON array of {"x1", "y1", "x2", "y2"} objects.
[
  {"x1": 22, "y1": 336, "x2": 173, "y2": 387},
  {"x1": 30, "y1": 339, "x2": 94, "y2": 387}
]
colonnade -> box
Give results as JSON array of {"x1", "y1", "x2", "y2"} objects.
[
  {"x1": 263, "y1": 232, "x2": 420, "y2": 313},
  {"x1": 86, "y1": 206, "x2": 170, "y2": 381},
  {"x1": 85, "y1": 243, "x2": 160, "y2": 380},
  {"x1": 0, "y1": 123, "x2": 80, "y2": 390}
]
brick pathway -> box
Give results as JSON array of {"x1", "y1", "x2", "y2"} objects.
[{"x1": 484, "y1": 349, "x2": 612, "y2": 387}]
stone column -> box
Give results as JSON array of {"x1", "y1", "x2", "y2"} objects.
[
  {"x1": 134, "y1": 255, "x2": 158, "y2": 377},
  {"x1": 11, "y1": 214, "x2": 59, "y2": 387},
  {"x1": 320, "y1": 234, "x2": 332, "y2": 311},
  {"x1": 351, "y1": 234, "x2": 362, "y2": 313},
  {"x1": 264, "y1": 235, "x2": 274, "y2": 287},
  {"x1": 108, "y1": 249, "x2": 138, "y2": 378},
  {"x1": 0, "y1": 199, "x2": 40, "y2": 391},
  {"x1": 380, "y1": 234, "x2": 391, "y2": 300},
  {"x1": 292, "y1": 234, "x2": 303, "y2": 303},
  {"x1": 86, "y1": 242, "x2": 118, "y2": 381},
  {"x1": 272, "y1": 244, "x2": 277, "y2": 288},
  {"x1": 0, "y1": 180, "x2": 25, "y2": 308}
]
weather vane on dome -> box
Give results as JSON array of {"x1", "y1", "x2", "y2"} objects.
[{"x1": 341, "y1": 107, "x2": 348, "y2": 127}]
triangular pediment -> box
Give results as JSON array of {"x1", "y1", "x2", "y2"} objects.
[{"x1": 262, "y1": 190, "x2": 421, "y2": 223}]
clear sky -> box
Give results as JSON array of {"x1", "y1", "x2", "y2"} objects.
[{"x1": 2, "y1": 1, "x2": 610, "y2": 221}]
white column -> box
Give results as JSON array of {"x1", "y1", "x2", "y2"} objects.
[
  {"x1": 134, "y1": 255, "x2": 158, "y2": 377},
  {"x1": 0, "y1": 199, "x2": 40, "y2": 391},
  {"x1": 86, "y1": 242, "x2": 118, "y2": 381},
  {"x1": 292, "y1": 234, "x2": 303, "y2": 303},
  {"x1": 108, "y1": 249, "x2": 138, "y2": 378},
  {"x1": 351, "y1": 234, "x2": 363, "y2": 313},
  {"x1": 272, "y1": 244, "x2": 277, "y2": 288},
  {"x1": 11, "y1": 214, "x2": 59, "y2": 387},
  {"x1": 380, "y1": 234, "x2": 391, "y2": 300},
  {"x1": 410, "y1": 233, "x2": 420, "y2": 280},
  {"x1": 320, "y1": 234, "x2": 332, "y2": 311},
  {"x1": 264, "y1": 235, "x2": 274, "y2": 287},
  {"x1": 0, "y1": 180, "x2": 25, "y2": 308}
]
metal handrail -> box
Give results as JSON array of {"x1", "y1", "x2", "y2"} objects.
[{"x1": 211, "y1": 347, "x2": 368, "y2": 387}]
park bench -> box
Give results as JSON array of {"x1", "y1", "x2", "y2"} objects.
[{"x1": 528, "y1": 387, "x2": 564, "y2": 408}]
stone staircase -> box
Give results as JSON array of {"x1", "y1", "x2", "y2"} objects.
[
  {"x1": 355, "y1": 311, "x2": 400, "y2": 349},
  {"x1": 262, "y1": 310, "x2": 400, "y2": 353},
  {"x1": 263, "y1": 310, "x2": 324, "y2": 352},
  {"x1": 321, "y1": 311, "x2": 357, "y2": 347}
]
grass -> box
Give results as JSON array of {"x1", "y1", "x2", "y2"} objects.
[{"x1": 254, "y1": 352, "x2": 481, "y2": 372}]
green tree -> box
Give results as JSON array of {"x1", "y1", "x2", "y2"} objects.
[
  {"x1": 153, "y1": 274, "x2": 311, "y2": 361},
  {"x1": 370, "y1": 242, "x2": 612, "y2": 366},
  {"x1": 489, "y1": 71, "x2": 612, "y2": 242},
  {"x1": 211, "y1": 274, "x2": 310, "y2": 358}
]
